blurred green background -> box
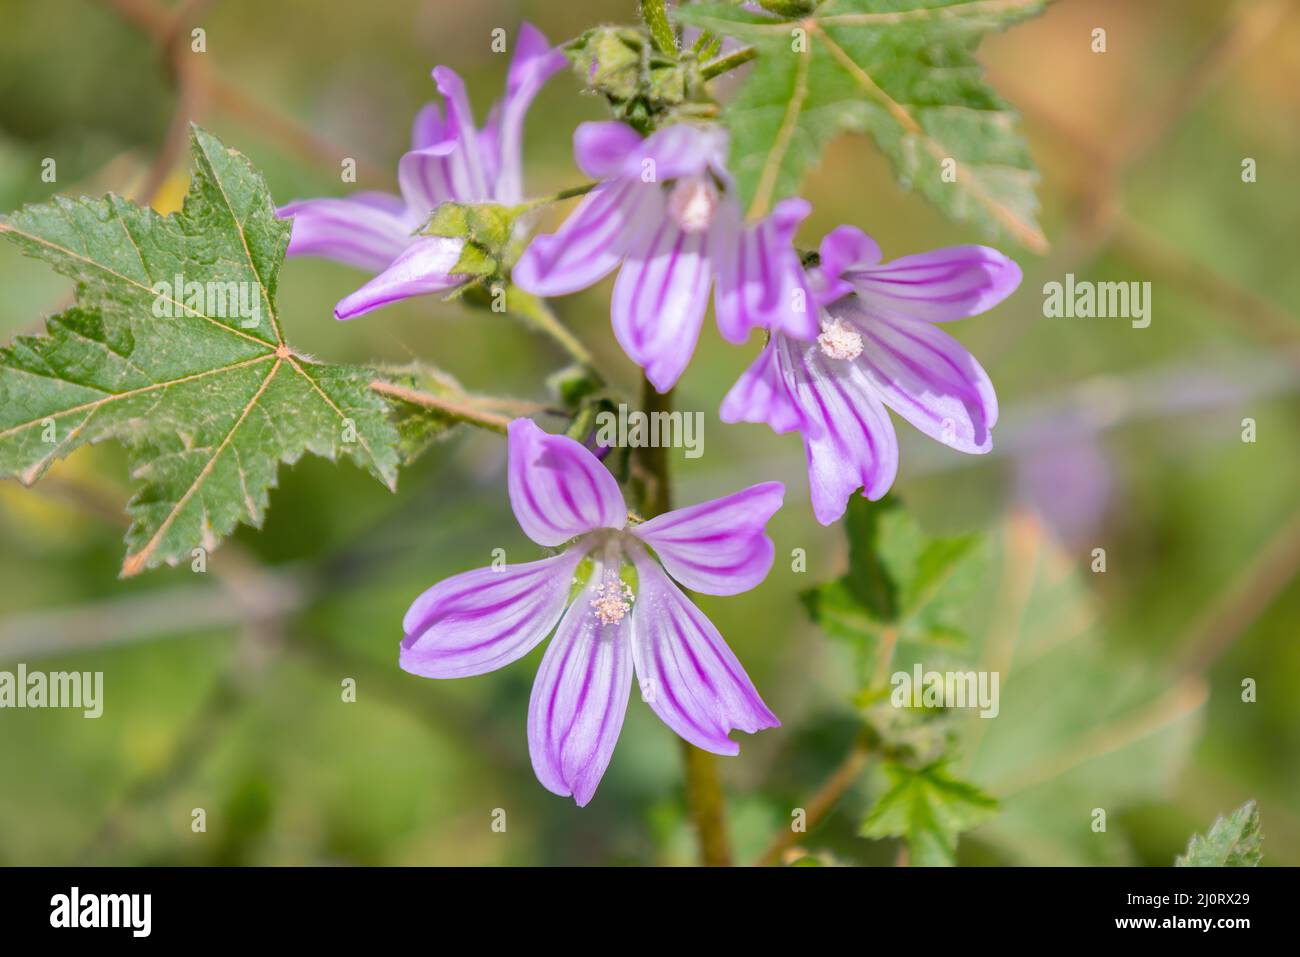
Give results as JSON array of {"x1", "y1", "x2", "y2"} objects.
[{"x1": 0, "y1": 0, "x2": 1296, "y2": 866}]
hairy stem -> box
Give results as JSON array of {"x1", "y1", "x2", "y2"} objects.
[
  {"x1": 701, "y1": 46, "x2": 757, "y2": 79},
  {"x1": 505, "y1": 287, "x2": 602, "y2": 381},
  {"x1": 368, "y1": 380, "x2": 511, "y2": 434},
  {"x1": 641, "y1": 0, "x2": 678, "y2": 55},
  {"x1": 635, "y1": 379, "x2": 732, "y2": 866},
  {"x1": 754, "y1": 741, "x2": 873, "y2": 867}
]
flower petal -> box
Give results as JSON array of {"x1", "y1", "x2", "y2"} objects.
[
  {"x1": 714, "y1": 198, "x2": 818, "y2": 345},
  {"x1": 511, "y1": 179, "x2": 649, "y2": 296},
  {"x1": 490, "y1": 22, "x2": 566, "y2": 203},
  {"x1": 836, "y1": 297, "x2": 998, "y2": 452},
  {"x1": 528, "y1": 572, "x2": 634, "y2": 806},
  {"x1": 610, "y1": 198, "x2": 712, "y2": 392},
  {"x1": 620, "y1": 122, "x2": 727, "y2": 182},
  {"x1": 779, "y1": 334, "x2": 900, "y2": 525},
  {"x1": 630, "y1": 482, "x2": 783, "y2": 595},
  {"x1": 846, "y1": 245, "x2": 1022, "y2": 323},
  {"x1": 398, "y1": 139, "x2": 462, "y2": 212},
  {"x1": 811, "y1": 225, "x2": 882, "y2": 305},
  {"x1": 573, "y1": 121, "x2": 645, "y2": 179},
  {"x1": 276, "y1": 194, "x2": 411, "y2": 273},
  {"x1": 720, "y1": 339, "x2": 809, "y2": 435},
  {"x1": 333, "y1": 236, "x2": 466, "y2": 320},
  {"x1": 410, "y1": 102, "x2": 445, "y2": 150},
  {"x1": 629, "y1": 550, "x2": 779, "y2": 755},
  {"x1": 400, "y1": 549, "x2": 584, "y2": 679},
  {"x1": 431, "y1": 65, "x2": 491, "y2": 200},
  {"x1": 508, "y1": 418, "x2": 626, "y2": 547}
]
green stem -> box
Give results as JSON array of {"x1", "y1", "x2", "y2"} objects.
[
  {"x1": 368, "y1": 380, "x2": 510, "y2": 434},
  {"x1": 641, "y1": 0, "x2": 678, "y2": 55},
  {"x1": 517, "y1": 181, "x2": 598, "y2": 212},
  {"x1": 701, "y1": 46, "x2": 757, "y2": 79},
  {"x1": 635, "y1": 379, "x2": 732, "y2": 866},
  {"x1": 504, "y1": 287, "x2": 602, "y2": 383}
]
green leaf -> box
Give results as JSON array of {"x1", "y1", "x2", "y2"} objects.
[
  {"x1": 1176, "y1": 801, "x2": 1263, "y2": 867},
  {"x1": 0, "y1": 126, "x2": 400, "y2": 575},
  {"x1": 676, "y1": 0, "x2": 1051, "y2": 251},
  {"x1": 802, "y1": 497, "x2": 985, "y2": 654},
  {"x1": 860, "y1": 760, "x2": 997, "y2": 865}
]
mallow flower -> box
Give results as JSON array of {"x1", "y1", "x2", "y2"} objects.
[
  {"x1": 400, "y1": 418, "x2": 782, "y2": 806},
  {"x1": 275, "y1": 23, "x2": 565, "y2": 320},
  {"x1": 721, "y1": 226, "x2": 1022, "y2": 525},
  {"x1": 512, "y1": 120, "x2": 818, "y2": 392}
]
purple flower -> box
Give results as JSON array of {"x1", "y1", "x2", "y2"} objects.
[
  {"x1": 275, "y1": 23, "x2": 566, "y2": 320},
  {"x1": 721, "y1": 226, "x2": 1022, "y2": 525},
  {"x1": 400, "y1": 418, "x2": 782, "y2": 806},
  {"x1": 512, "y1": 121, "x2": 818, "y2": 392}
]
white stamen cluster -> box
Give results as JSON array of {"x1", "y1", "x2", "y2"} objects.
[
  {"x1": 590, "y1": 576, "x2": 634, "y2": 625},
  {"x1": 817, "y1": 318, "x2": 864, "y2": 361},
  {"x1": 667, "y1": 177, "x2": 718, "y2": 233}
]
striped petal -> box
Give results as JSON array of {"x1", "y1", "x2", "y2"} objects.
[
  {"x1": 511, "y1": 179, "x2": 650, "y2": 296},
  {"x1": 845, "y1": 245, "x2": 1022, "y2": 323},
  {"x1": 431, "y1": 66, "x2": 491, "y2": 200},
  {"x1": 398, "y1": 139, "x2": 463, "y2": 212},
  {"x1": 630, "y1": 482, "x2": 783, "y2": 595},
  {"x1": 714, "y1": 197, "x2": 818, "y2": 345},
  {"x1": 573, "y1": 121, "x2": 645, "y2": 179},
  {"x1": 399, "y1": 549, "x2": 584, "y2": 679},
  {"x1": 629, "y1": 548, "x2": 779, "y2": 756},
  {"x1": 277, "y1": 193, "x2": 411, "y2": 273},
  {"x1": 333, "y1": 235, "x2": 466, "y2": 320},
  {"x1": 720, "y1": 338, "x2": 808, "y2": 435},
  {"x1": 528, "y1": 569, "x2": 634, "y2": 806},
  {"x1": 610, "y1": 195, "x2": 712, "y2": 393},
  {"x1": 507, "y1": 418, "x2": 626, "y2": 547},
  {"x1": 779, "y1": 333, "x2": 900, "y2": 525},
  {"x1": 490, "y1": 21, "x2": 566, "y2": 203},
  {"x1": 836, "y1": 297, "x2": 998, "y2": 453}
]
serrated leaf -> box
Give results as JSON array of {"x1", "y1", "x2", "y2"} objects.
[
  {"x1": 860, "y1": 760, "x2": 997, "y2": 866},
  {"x1": 1176, "y1": 801, "x2": 1263, "y2": 867},
  {"x1": 678, "y1": 0, "x2": 1050, "y2": 251},
  {"x1": 0, "y1": 126, "x2": 400, "y2": 575},
  {"x1": 802, "y1": 497, "x2": 985, "y2": 654},
  {"x1": 372, "y1": 362, "x2": 466, "y2": 466}
]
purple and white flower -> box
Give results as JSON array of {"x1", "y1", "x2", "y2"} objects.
[
  {"x1": 400, "y1": 418, "x2": 782, "y2": 806},
  {"x1": 721, "y1": 226, "x2": 1022, "y2": 525},
  {"x1": 512, "y1": 121, "x2": 817, "y2": 392},
  {"x1": 275, "y1": 23, "x2": 565, "y2": 320}
]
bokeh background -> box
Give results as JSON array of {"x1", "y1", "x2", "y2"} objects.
[{"x1": 0, "y1": 0, "x2": 1296, "y2": 866}]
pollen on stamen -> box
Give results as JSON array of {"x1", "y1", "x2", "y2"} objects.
[
  {"x1": 817, "y1": 318, "x2": 864, "y2": 361},
  {"x1": 590, "y1": 576, "x2": 634, "y2": 626},
  {"x1": 667, "y1": 177, "x2": 718, "y2": 234}
]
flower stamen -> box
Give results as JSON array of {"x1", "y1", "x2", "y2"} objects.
[
  {"x1": 667, "y1": 177, "x2": 718, "y2": 233},
  {"x1": 817, "y1": 318, "x2": 864, "y2": 361},
  {"x1": 590, "y1": 575, "x2": 634, "y2": 625}
]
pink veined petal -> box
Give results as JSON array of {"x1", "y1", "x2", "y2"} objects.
[
  {"x1": 507, "y1": 418, "x2": 627, "y2": 547},
  {"x1": 276, "y1": 194, "x2": 411, "y2": 273},
  {"x1": 511, "y1": 179, "x2": 650, "y2": 296},
  {"x1": 491, "y1": 21, "x2": 567, "y2": 203},
  {"x1": 845, "y1": 245, "x2": 1022, "y2": 323},
  {"x1": 720, "y1": 338, "x2": 809, "y2": 435},
  {"x1": 624, "y1": 122, "x2": 728, "y2": 181},
  {"x1": 333, "y1": 235, "x2": 466, "y2": 320},
  {"x1": 398, "y1": 139, "x2": 462, "y2": 213},
  {"x1": 837, "y1": 297, "x2": 999, "y2": 453},
  {"x1": 410, "y1": 102, "x2": 445, "y2": 150},
  {"x1": 528, "y1": 570, "x2": 634, "y2": 806},
  {"x1": 630, "y1": 482, "x2": 783, "y2": 596},
  {"x1": 714, "y1": 198, "x2": 817, "y2": 345},
  {"x1": 400, "y1": 549, "x2": 585, "y2": 679},
  {"x1": 431, "y1": 66, "x2": 491, "y2": 200},
  {"x1": 628, "y1": 548, "x2": 779, "y2": 756},
  {"x1": 778, "y1": 333, "x2": 900, "y2": 525},
  {"x1": 573, "y1": 121, "x2": 646, "y2": 179},
  {"x1": 610, "y1": 196, "x2": 712, "y2": 393},
  {"x1": 811, "y1": 224, "x2": 883, "y2": 305}
]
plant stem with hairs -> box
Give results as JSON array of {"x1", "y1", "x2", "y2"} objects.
[{"x1": 635, "y1": 379, "x2": 733, "y2": 866}]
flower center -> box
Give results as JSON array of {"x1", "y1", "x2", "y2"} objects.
[
  {"x1": 667, "y1": 177, "x2": 718, "y2": 233},
  {"x1": 817, "y1": 318, "x2": 864, "y2": 361},
  {"x1": 590, "y1": 574, "x2": 634, "y2": 626}
]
